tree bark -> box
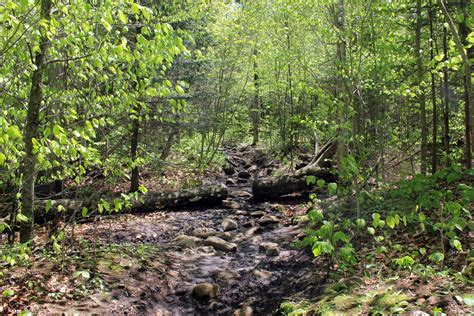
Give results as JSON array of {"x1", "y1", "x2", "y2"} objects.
[
  {"x1": 416, "y1": 0, "x2": 428, "y2": 174},
  {"x1": 429, "y1": 0, "x2": 438, "y2": 173},
  {"x1": 251, "y1": 48, "x2": 260, "y2": 146},
  {"x1": 19, "y1": 0, "x2": 52, "y2": 243},
  {"x1": 442, "y1": 27, "x2": 450, "y2": 154},
  {"x1": 130, "y1": 105, "x2": 140, "y2": 193}
]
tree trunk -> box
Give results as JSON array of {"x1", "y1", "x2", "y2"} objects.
[
  {"x1": 251, "y1": 48, "x2": 260, "y2": 146},
  {"x1": 130, "y1": 106, "x2": 140, "y2": 193},
  {"x1": 429, "y1": 0, "x2": 438, "y2": 173},
  {"x1": 442, "y1": 27, "x2": 450, "y2": 154},
  {"x1": 416, "y1": 0, "x2": 428, "y2": 174},
  {"x1": 19, "y1": 0, "x2": 52, "y2": 243}
]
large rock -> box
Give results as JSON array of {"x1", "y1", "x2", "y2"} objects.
[
  {"x1": 253, "y1": 269, "x2": 272, "y2": 279},
  {"x1": 192, "y1": 227, "x2": 219, "y2": 238},
  {"x1": 258, "y1": 215, "x2": 280, "y2": 226},
  {"x1": 204, "y1": 236, "x2": 237, "y2": 252},
  {"x1": 223, "y1": 164, "x2": 235, "y2": 175},
  {"x1": 192, "y1": 283, "x2": 219, "y2": 300},
  {"x1": 222, "y1": 218, "x2": 238, "y2": 231},
  {"x1": 217, "y1": 270, "x2": 241, "y2": 283},
  {"x1": 259, "y1": 242, "x2": 279, "y2": 256},
  {"x1": 174, "y1": 235, "x2": 202, "y2": 248},
  {"x1": 250, "y1": 211, "x2": 266, "y2": 218}
]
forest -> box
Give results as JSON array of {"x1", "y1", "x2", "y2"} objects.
[{"x1": 0, "y1": 0, "x2": 473, "y2": 314}]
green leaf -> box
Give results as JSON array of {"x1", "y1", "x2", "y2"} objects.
[
  {"x1": 429, "y1": 252, "x2": 444, "y2": 263},
  {"x1": 73, "y1": 270, "x2": 91, "y2": 279},
  {"x1": 316, "y1": 179, "x2": 325, "y2": 188},
  {"x1": 0, "y1": 152, "x2": 5, "y2": 166},
  {"x1": 450, "y1": 239, "x2": 462, "y2": 252},
  {"x1": 118, "y1": 10, "x2": 127, "y2": 24},
  {"x1": 2, "y1": 289, "x2": 14, "y2": 297},
  {"x1": 82, "y1": 207, "x2": 88, "y2": 218},
  {"x1": 356, "y1": 218, "x2": 366, "y2": 228},
  {"x1": 16, "y1": 213, "x2": 29, "y2": 223},
  {"x1": 372, "y1": 212, "x2": 381, "y2": 228},
  {"x1": 45, "y1": 200, "x2": 52, "y2": 213},
  {"x1": 328, "y1": 183, "x2": 337, "y2": 195},
  {"x1": 7, "y1": 126, "x2": 22, "y2": 139},
  {"x1": 306, "y1": 175, "x2": 316, "y2": 186},
  {"x1": 367, "y1": 227, "x2": 375, "y2": 235}
]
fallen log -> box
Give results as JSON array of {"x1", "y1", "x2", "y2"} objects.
[
  {"x1": 252, "y1": 166, "x2": 336, "y2": 201},
  {"x1": 1, "y1": 184, "x2": 228, "y2": 223}
]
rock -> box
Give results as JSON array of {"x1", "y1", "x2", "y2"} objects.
[
  {"x1": 238, "y1": 171, "x2": 251, "y2": 179},
  {"x1": 223, "y1": 199, "x2": 241, "y2": 209},
  {"x1": 235, "y1": 210, "x2": 249, "y2": 216},
  {"x1": 253, "y1": 269, "x2": 272, "y2": 279},
  {"x1": 192, "y1": 227, "x2": 219, "y2": 238},
  {"x1": 248, "y1": 165, "x2": 258, "y2": 172},
  {"x1": 204, "y1": 236, "x2": 237, "y2": 252},
  {"x1": 237, "y1": 178, "x2": 248, "y2": 184},
  {"x1": 174, "y1": 235, "x2": 202, "y2": 248},
  {"x1": 427, "y1": 296, "x2": 439, "y2": 306},
  {"x1": 223, "y1": 164, "x2": 235, "y2": 175},
  {"x1": 192, "y1": 283, "x2": 219, "y2": 300},
  {"x1": 226, "y1": 178, "x2": 236, "y2": 186},
  {"x1": 250, "y1": 211, "x2": 266, "y2": 217},
  {"x1": 234, "y1": 306, "x2": 253, "y2": 316},
  {"x1": 245, "y1": 227, "x2": 261, "y2": 237},
  {"x1": 409, "y1": 312, "x2": 429, "y2": 316},
  {"x1": 258, "y1": 215, "x2": 279, "y2": 226},
  {"x1": 217, "y1": 270, "x2": 241, "y2": 282},
  {"x1": 230, "y1": 190, "x2": 252, "y2": 198},
  {"x1": 242, "y1": 221, "x2": 254, "y2": 228},
  {"x1": 416, "y1": 298, "x2": 426, "y2": 305},
  {"x1": 222, "y1": 218, "x2": 238, "y2": 231},
  {"x1": 259, "y1": 242, "x2": 279, "y2": 256}
]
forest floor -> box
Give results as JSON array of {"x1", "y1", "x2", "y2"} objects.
[{"x1": 1, "y1": 147, "x2": 473, "y2": 315}]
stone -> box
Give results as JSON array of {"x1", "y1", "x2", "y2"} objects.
[
  {"x1": 242, "y1": 221, "x2": 254, "y2": 228},
  {"x1": 223, "y1": 164, "x2": 235, "y2": 175},
  {"x1": 204, "y1": 236, "x2": 237, "y2": 252},
  {"x1": 259, "y1": 242, "x2": 279, "y2": 256},
  {"x1": 427, "y1": 296, "x2": 439, "y2": 306},
  {"x1": 217, "y1": 270, "x2": 241, "y2": 282},
  {"x1": 192, "y1": 227, "x2": 218, "y2": 238},
  {"x1": 174, "y1": 235, "x2": 202, "y2": 248},
  {"x1": 223, "y1": 199, "x2": 241, "y2": 209},
  {"x1": 235, "y1": 210, "x2": 249, "y2": 216},
  {"x1": 409, "y1": 312, "x2": 429, "y2": 316},
  {"x1": 192, "y1": 283, "x2": 219, "y2": 300},
  {"x1": 253, "y1": 269, "x2": 272, "y2": 279},
  {"x1": 250, "y1": 211, "x2": 266, "y2": 217},
  {"x1": 258, "y1": 215, "x2": 279, "y2": 226},
  {"x1": 226, "y1": 178, "x2": 236, "y2": 186},
  {"x1": 230, "y1": 190, "x2": 252, "y2": 198},
  {"x1": 248, "y1": 165, "x2": 258, "y2": 172},
  {"x1": 245, "y1": 227, "x2": 261, "y2": 237},
  {"x1": 222, "y1": 218, "x2": 238, "y2": 231},
  {"x1": 238, "y1": 171, "x2": 251, "y2": 179},
  {"x1": 234, "y1": 306, "x2": 253, "y2": 316},
  {"x1": 416, "y1": 298, "x2": 426, "y2": 305}
]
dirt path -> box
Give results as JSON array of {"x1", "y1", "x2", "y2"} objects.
[{"x1": 38, "y1": 147, "x2": 323, "y2": 315}]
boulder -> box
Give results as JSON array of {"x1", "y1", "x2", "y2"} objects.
[
  {"x1": 226, "y1": 178, "x2": 237, "y2": 186},
  {"x1": 250, "y1": 211, "x2": 266, "y2": 218},
  {"x1": 223, "y1": 164, "x2": 235, "y2": 176},
  {"x1": 259, "y1": 242, "x2": 279, "y2": 256},
  {"x1": 192, "y1": 283, "x2": 219, "y2": 300},
  {"x1": 245, "y1": 227, "x2": 261, "y2": 237},
  {"x1": 235, "y1": 210, "x2": 249, "y2": 216},
  {"x1": 222, "y1": 218, "x2": 238, "y2": 231},
  {"x1": 204, "y1": 236, "x2": 237, "y2": 252},
  {"x1": 174, "y1": 235, "x2": 202, "y2": 248},
  {"x1": 217, "y1": 270, "x2": 241, "y2": 282}
]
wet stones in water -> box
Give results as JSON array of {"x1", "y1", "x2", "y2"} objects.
[
  {"x1": 174, "y1": 235, "x2": 203, "y2": 248},
  {"x1": 242, "y1": 221, "x2": 254, "y2": 228},
  {"x1": 229, "y1": 190, "x2": 252, "y2": 198},
  {"x1": 258, "y1": 215, "x2": 280, "y2": 226},
  {"x1": 192, "y1": 283, "x2": 219, "y2": 300},
  {"x1": 238, "y1": 171, "x2": 251, "y2": 179},
  {"x1": 222, "y1": 199, "x2": 241, "y2": 209},
  {"x1": 248, "y1": 165, "x2": 258, "y2": 173},
  {"x1": 237, "y1": 178, "x2": 249, "y2": 184},
  {"x1": 259, "y1": 242, "x2": 279, "y2": 256},
  {"x1": 222, "y1": 218, "x2": 238, "y2": 231},
  {"x1": 234, "y1": 306, "x2": 253, "y2": 316},
  {"x1": 204, "y1": 236, "x2": 237, "y2": 252},
  {"x1": 235, "y1": 210, "x2": 249, "y2": 216},
  {"x1": 192, "y1": 227, "x2": 219, "y2": 239}
]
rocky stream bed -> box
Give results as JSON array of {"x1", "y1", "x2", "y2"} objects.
[{"x1": 32, "y1": 147, "x2": 324, "y2": 315}]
